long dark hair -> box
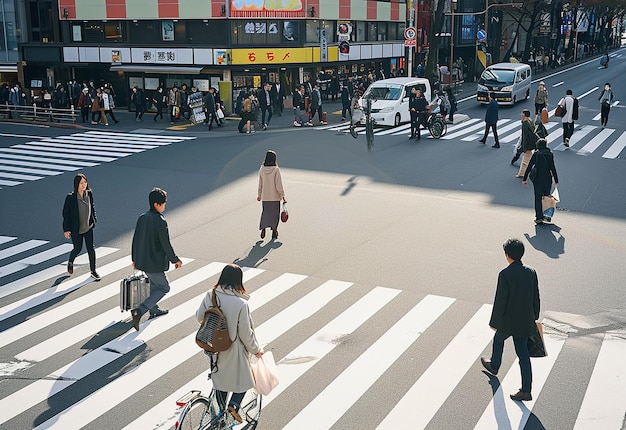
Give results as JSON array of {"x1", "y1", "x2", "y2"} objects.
[
  {"x1": 263, "y1": 150, "x2": 277, "y2": 166},
  {"x1": 214, "y1": 264, "x2": 246, "y2": 293},
  {"x1": 73, "y1": 173, "x2": 90, "y2": 193}
]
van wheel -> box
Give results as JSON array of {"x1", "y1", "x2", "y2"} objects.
[
  {"x1": 525, "y1": 89, "x2": 530, "y2": 99},
  {"x1": 513, "y1": 96, "x2": 517, "y2": 104},
  {"x1": 394, "y1": 113, "x2": 401, "y2": 127}
]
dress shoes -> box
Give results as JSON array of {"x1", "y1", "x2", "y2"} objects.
[
  {"x1": 260, "y1": 228, "x2": 266, "y2": 239},
  {"x1": 131, "y1": 309, "x2": 142, "y2": 331},
  {"x1": 272, "y1": 229, "x2": 278, "y2": 239},
  {"x1": 67, "y1": 261, "x2": 73, "y2": 275},
  {"x1": 479, "y1": 139, "x2": 486, "y2": 144},
  {"x1": 492, "y1": 144, "x2": 500, "y2": 148},
  {"x1": 149, "y1": 309, "x2": 169, "y2": 319},
  {"x1": 480, "y1": 357, "x2": 498, "y2": 375},
  {"x1": 510, "y1": 390, "x2": 532, "y2": 401}
]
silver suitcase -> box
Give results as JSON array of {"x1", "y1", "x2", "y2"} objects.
[{"x1": 120, "y1": 273, "x2": 150, "y2": 311}]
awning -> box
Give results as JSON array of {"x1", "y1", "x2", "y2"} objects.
[
  {"x1": 0, "y1": 65, "x2": 18, "y2": 73},
  {"x1": 109, "y1": 65, "x2": 204, "y2": 74}
]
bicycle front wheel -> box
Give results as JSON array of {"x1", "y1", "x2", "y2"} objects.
[
  {"x1": 429, "y1": 120, "x2": 444, "y2": 139},
  {"x1": 177, "y1": 397, "x2": 212, "y2": 430}
]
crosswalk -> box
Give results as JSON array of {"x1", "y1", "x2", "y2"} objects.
[
  {"x1": 0, "y1": 131, "x2": 195, "y2": 188},
  {"x1": 316, "y1": 110, "x2": 626, "y2": 160},
  {"x1": 1, "y1": 234, "x2": 626, "y2": 429}
]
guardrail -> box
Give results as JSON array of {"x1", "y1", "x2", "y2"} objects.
[{"x1": 0, "y1": 104, "x2": 78, "y2": 124}]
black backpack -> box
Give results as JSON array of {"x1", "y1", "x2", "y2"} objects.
[
  {"x1": 572, "y1": 97, "x2": 579, "y2": 120},
  {"x1": 195, "y1": 290, "x2": 233, "y2": 353}
]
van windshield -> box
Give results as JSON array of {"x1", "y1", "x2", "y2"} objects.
[
  {"x1": 479, "y1": 69, "x2": 515, "y2": 85},
  {"x1": 363, "y1": 84, "x2": 403, "y2": 100}
]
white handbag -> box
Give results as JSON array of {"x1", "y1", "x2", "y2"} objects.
[
  {"x1": 216, "y1": 108, "x2": 225, "y2": 119},
  {"x1": 250, "y1": 351, "x2": 279, "y2": 396}
]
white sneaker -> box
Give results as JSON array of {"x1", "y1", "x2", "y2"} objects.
[
  {"x1": 306, "y1": 121, "x2": 313, "y2": 126},
  {"x1": 294, "y1": 121, "x2": 301, "y2": 127}
]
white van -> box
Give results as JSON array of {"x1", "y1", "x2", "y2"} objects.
[
  {"x1": 477, "y1": 62, "x2": 531, "y2": 105},
  {"x1": 360, "y1": 77, "x2": 432, "y2": 126}
]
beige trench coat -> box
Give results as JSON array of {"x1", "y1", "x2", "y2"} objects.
[{"x1": 196, "y1": 287, "x2": 261, "y2": 393}]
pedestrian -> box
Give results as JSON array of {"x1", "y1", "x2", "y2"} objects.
[
  {"x1": 77, "y1": 88, "x2": 91, "y2": 123},
  {"x1": 479, "y1": 93, "x2": 500, "y2": 148},
  {"x1": 168, "y1": 84, "x2": 181, "y2": 124},
  {"x1": 95, "y1": 88, "x2": 108, "y2": 125},
  {"x1": 522, "y1": 138, "x2": 559, "y2": 224},
  {"x1": 104, "y1": 87, "x2": 119, "y2": 124},
  {"x1": 131, "y1": 86, "x2": 145, "y2": 121},
  {"x1": 557, "y1": 89, "x2": 576, "y2": 147},
  {"x1": 257, "y1": 150, "x2": 286, "y2": 240},
  {"x1": 258, "y1": 82, "x2": 273, "y2": 130},
  {"x1": 533, "y1": 81, "x2": 548, "y2": 115},
  {"x1": 130, "y1": 187, "x2": 183, "y2": 331},
  {"x1": 152, "y1": 87, "x2": 165, "y2": 121},
  {"x1": 292, "y1": 85, "x2": 311, "y2": 127},
  {"x1": 62, "y1": 173, "x2": 100, "y2": 281},
  {"x1": 204, "y1": 87, "x2": 217, "y2": 130},
  {"x1": 409, "y1": 87, "x2": 428, "y2": 140},
  {"x1": 238, "y1": 93, "x2": 256, "y2": 133},
  {"x1": 90, "y1": 89, "x2": 101, "y2": 125},
  {"x1": 195, "y1": 263, "x2": 263, "y2": 424},
  {"x1": 341, "y1": 83, "x2": 352, "y2": 121},
  {"x1": 179, "y1": 83, "x2": 190, "y2": 120},
  {"x1": 516, "y1": 109, "x2": 537, "y2": 178},
  {"x1": 598, "y1": 82, "x2": 614, "y2": 128},
  {"x1": 481, "y1": 238, "x2": 540, "y2": 402},
  {"x1": 270, "y1": 80, "x2": 285, "y2": 116},
  {"x1": 445, "y1": 87, "x2": 457, "y2": 123},
  {"x1": 309, "y1": 83, "x2": 324, "y2": 124}
]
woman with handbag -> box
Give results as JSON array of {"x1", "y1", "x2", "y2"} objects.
[
  {"x1": 522, "y1": 138, "x2": 559, "y2": 224},
  {"x1": 598, "y1": 82, "x2": 613, "y2": 128},
  {"x1": 195, "y1": 264, "x2": 263, "y2": 424},
  {"x1": 257, "y1": 150, "x2": 286, "y2": 240}
]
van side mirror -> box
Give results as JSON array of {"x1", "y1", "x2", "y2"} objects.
[{"x1": 403, "y1": 96, "x2": 409, "y2": 102}]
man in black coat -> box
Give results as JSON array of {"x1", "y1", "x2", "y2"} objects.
[
  {"x1": 481, "y1": 238, "x2": 540, "y2": 402},
  {"x1": 258, "y1": 82, "x2": 273, "y2": 129},
  {"x1": 130, "y1": 188, "x2": 182, "y2": 331},
  {"x1": 203, "y1": 88, "x2": 217, "y2": 129},
  {"x1": 270, "y1": 81, "x2": 285, "y2": 116},
  {"x1": 409, "y1": 87, "x2": 428, "y2": 140},
  {"x1": 522, "y1": 138, "x2": 559, "y2": 224}
]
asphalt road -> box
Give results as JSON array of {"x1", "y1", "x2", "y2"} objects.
[{"x1": 1, "y1": 50, "x2": 625, "y2": 430}]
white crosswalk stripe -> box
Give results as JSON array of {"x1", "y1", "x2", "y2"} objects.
[
  {"x1": 1, "y1": 236, "x2": 625, "y2": 429},
  {"x1": 0, "y1": 131, "x2": 196, "y2": 188}
]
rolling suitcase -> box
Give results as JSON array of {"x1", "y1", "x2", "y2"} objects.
[{"x1": 120, "y1": 273, "x2": 150, "y2": 311}]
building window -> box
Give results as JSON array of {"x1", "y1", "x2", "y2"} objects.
[
  {"x1": 84, "y1": 22, "x2": 104, "y2": 43},
  {"x1": 187, "y1": 20, "x2": 228, "y2": 44},
  {"x1": 367, "y1": 22, "x2": 377, "y2": 41},
  {"x1": 461, "y1": 15, "x2": 475, "y2": 42},
  {"x1": 378, "y1": 22, "x2": 387, "y2": 41},
  {"x1": 105, "y1": 21, "x2": 125, "y2": 41},
  {"x1": 130, "y1": 21, "x2": 158, "y2": 44},
  {"x1": 388, "y1": 23, "x2": 398, "y2": 40},
  {"x1": 28, "y1": 0, "x2": 54, "y2": 42},
  {"x1": 356, "y1": 21, "x2": 365, "y2": 42}
]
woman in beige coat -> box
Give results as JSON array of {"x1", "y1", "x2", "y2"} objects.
[
  {"x1": 257, "y1": 150, "x2": 286, "y2": 239},
  {"x1": 195, "y1": 264, "x2": 263, "y2": 423}
]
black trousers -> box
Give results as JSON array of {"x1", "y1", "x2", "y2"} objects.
[
  {"x1": 600, "y1": 104, "x2": 611, "y2": 126},
  {"x1": 68, "y1": 228, "x2": 96, "y2": 272},
  {"x1": 482, "y1": 123, "x2": 499, "y2": 144},
  {"x1": 410, "y1": 111, "x2": 420, "y2": 138},
  {"x1": 261, "y1": 107, "x2": 272, "y2": 125},
  {"x1": 562, "y1": 122, "x2": 574, "y2": 141}
]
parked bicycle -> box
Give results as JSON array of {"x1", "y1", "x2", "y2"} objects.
[{"x1": 175, "y1": 386, "x2": 262, "y2": 430}]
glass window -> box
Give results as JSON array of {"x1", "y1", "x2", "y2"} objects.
[
  {"x1": 367, "y1": 22, "x2": 377, "y2": 41},
  {"x1": 130, "y1": 21, "x2": 158, "y2": 44},
  {"x1": 283, "y1": 21, "x2": 299, "y2": 42},
  {"x1": 188, "y1": 20, "x2": 228, "y2": 44},
  {"x1": 305, "y1": 20, "x2": 319, "y2": 43},
  {"x1": 388, "y1": 23, "x2": 398, "y2": 40},
  {"x1": 174, "y1": 21, "x2": 186, "y2": 41},
  {"x1": 461, "y1": 15, "x2": 475, "y2": 42},
  {"x1": 356, "y1": 21, "x2": 366, "y2": 42},
  {"x1": 84, "y1": 22, "x2": 104, "y2": 43},
  {"x1": 105, "y1": 21, "x2": 125, "y2": 41},
  {"x1": 378, "y1": 22, "x2": 387, "y2": 41}
]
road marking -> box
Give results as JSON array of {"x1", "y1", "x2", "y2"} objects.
[
  {"x1": 283, "y1": 294, "x2": 455, "y2": 430},
  {"x1": 553, "y1": 81, "x2": 565, "y2": 87},
  {"x1": 0, "y1": 148, "x2": 116, "y2": 163},
  {"x1": 553, "y1": 125, "x2": 596, "y2": 151},
  {"x1": 602, "y1": 131, "x2": 626, "y2": 159},
  {"x1": 0, "y1": 244, "x2": 72, "y2": 279},
  {"x1": 0, "y1": 239, "x2": 47, "y2": 260},
  {"x1": 577, "y1": 128, "x2": 615, "y2": 156}
]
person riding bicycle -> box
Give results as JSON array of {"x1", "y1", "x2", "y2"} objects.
[
  {"x1": 409, "y1": 87, "x2": 428, "y2": 140},
  {"x1": 195, "y1": 264, "x2": 264, "y2": 424}
]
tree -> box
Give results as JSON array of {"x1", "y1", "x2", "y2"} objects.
[
  {"x1": 423, "y1": 0, "x2": 447, "y2": 86},
  {"x1": 504, "y1": 0, "x2": 552, "y2": 62}
]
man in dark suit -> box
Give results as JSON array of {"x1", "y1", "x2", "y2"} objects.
[
  {"x1": 270, "y1": 81, "x2": 285, "y2": 116},
  {"x1": 481, "y1": 238, "x2": 540, "y2": 402},
  {"x1": 479, "y1": 92, "x2": 500, "y2": 147},
  {"x1": 258, "y1": 82, "x2": 273, "y2": 130}
]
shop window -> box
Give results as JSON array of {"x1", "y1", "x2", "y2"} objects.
[
  {"x1": 130, "y1": 21, "x2": 159, "y2": 44},
  {"x1": 388, "y1": 23, "x2": 398, "y2": 40},
  {"x1": 378, "y1": 22, "x2": 387, "y2": 41},
  {"x1": 28, "y1": 0, "x2": 54, "y2": 42},
  {"x1": 105, "y1": 21, "x2": 125, "y2": 41},
  {"x1": 356, "y1": 22, "x2": 366, "y2": 42},
  {"x1": 187, "y1": 20, "x2": 228, "y2": 44},
  {"x1": 84, "y1": 22, "x2": 104, "y2": 43},
  {"x1": 175, "y1": 21, "x2": 186, "y2": 41},
  {"x1": 305, "y1": 20, "x2": 333, "y2": 44},
  {"x1": 367, "y1": 22, "x2": 377, "y2": 41}
]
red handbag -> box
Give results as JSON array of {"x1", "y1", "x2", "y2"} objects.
[{"x1": 280, "y1": 202, "x2": 289, "y2": 223}]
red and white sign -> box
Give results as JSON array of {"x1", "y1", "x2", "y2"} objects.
[
  {"x1": 404, "y1": 39, "x2": 416, "y2": 47},
  {"x1": 404, "y1": 27, "x2": 417, "y2": 40}
]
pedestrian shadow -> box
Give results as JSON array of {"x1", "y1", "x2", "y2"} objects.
[
  {"x1": 233, "y1": 240, "x2": 282, "y2": 268},
  {"x1": 524, "y1": 224, "x2": 565, "y2": 259}
]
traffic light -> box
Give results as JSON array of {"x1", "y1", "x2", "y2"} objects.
[{"x1": 339, "y1": 41, "x2": 350, "y2": 54}]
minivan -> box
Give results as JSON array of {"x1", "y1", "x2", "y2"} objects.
[
  {"x1": 477, "y1": 63, "x2": 531, "y2": 105},
  {"x1": 360, "y1": 77, "x2": 432, "y2": 126}
]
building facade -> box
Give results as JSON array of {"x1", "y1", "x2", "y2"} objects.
[
  {"x1": 18, "y1": 0, "x2": 408, "y2": 110},
  {"x1": 0, "y1": 0, "x2": 19, "y2": 84}
]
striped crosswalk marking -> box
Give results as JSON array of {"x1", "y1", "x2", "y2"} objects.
[
  {"x1": 2, "y1": 236, "x2": 626, "y2": 429},
  {"x1": 576, "y1": 128, "x2": 615, "y2": 155},
  {"x1": 602, "y1": 131, "x2": 626, "y2": 159},
  {"x1": 0, "y1": 131, "x2": 196, "y2": 188}
]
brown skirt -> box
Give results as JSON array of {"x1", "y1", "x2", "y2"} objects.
[{"x1": 260, "y1": 201, "x2": 280, "y2": 230}]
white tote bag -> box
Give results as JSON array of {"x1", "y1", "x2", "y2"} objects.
[{"x1": 250, "y1": 351, "x2": 279, "y2": 396}]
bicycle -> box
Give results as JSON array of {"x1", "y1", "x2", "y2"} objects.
[
  {"x1": 175, "y1": 387, "x2": 262, "y2": 430},
  {"x1": 349, "y1": 97, "x2": 375, "y2": 152}
]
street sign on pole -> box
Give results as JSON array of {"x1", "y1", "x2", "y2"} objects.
[
  {"x1": 320, "y1": 28, "x2": 328, "y2": 62},
  {"x1": 477, "y1": 29, "x2": 487, "y2": 41}
]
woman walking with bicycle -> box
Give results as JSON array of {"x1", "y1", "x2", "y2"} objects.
[{"x1": 195, "y1": 264, "x2": 263, "y2": 424}]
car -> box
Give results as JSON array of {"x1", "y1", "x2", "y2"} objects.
[
  {"x1": 359, "y1": 77, "x2": 433, "y2": 126},
  {"x1": 477, "y1": 62, "x2": 531, "y2": 105}
]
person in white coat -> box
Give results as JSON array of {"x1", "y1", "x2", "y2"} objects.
[
  {"x1": 557, "y1": 89, "x2": 576, "y2": 147},
  {"x1": 195, "y1": 264, "x2": 263, "y2": 424}
]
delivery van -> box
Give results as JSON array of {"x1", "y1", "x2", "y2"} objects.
[
  {"x1": 360, "y1": 77, "x2": 432, "y2": 126},
  {"x1": 477, "y1": 63, "x2": 531, "y2": 105}
]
